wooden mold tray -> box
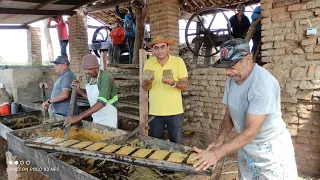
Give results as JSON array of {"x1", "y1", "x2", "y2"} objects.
[{"x1": 25, "y1": 137, "x2": 211, "y2": 175}]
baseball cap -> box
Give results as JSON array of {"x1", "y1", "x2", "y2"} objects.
[
  {"x1": 212, "y1": 38, "x2": 250, "y2": 68},
  {"x1": 50, "y1": 56, "x2": 70, "y2": 65}
]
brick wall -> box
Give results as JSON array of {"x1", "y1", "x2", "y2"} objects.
[
  {"x1": 182, "y1": 65, "x2": 227, "y2": 149},
  {"x1": 68, "y1": 14, "x2": 89, "y2": 78},
  {"x1": 261, "y1": 0, "x2": 320, "y2": 176},
  {"x1": 27, "y1": 27, "x2": 42, "y2": 66},
  {"x1": 148, "y1": 0, "x2": 179, "y2": 56}
]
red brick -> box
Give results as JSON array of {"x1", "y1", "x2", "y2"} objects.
[
  {"x1": 302, "y1": 38, "x2": 317, "y2": 46},
  {"x1": 271, "y1": 6, "x2": 285, "y2": 14},
  {"x1": 292, "y1": 48, "x2": 304, "y2": 54},
  {"x1": 288, "y1": 4, "x2": 303, "y2": 11}
]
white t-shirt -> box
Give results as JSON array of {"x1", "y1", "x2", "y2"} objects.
[{"x1": 222, "y1": 64, "x2": 288, "y2": 144}]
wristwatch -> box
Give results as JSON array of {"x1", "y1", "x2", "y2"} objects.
[
  {"x1": 47, "y1": 99, "x2": 51, "y2": 104},
  {"x1": 171, "y1": 81, "x2": 177, "y2": 87}
]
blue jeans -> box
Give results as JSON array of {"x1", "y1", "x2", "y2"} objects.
[
  {"x1": 149, "y1": 113, "x2": 184, "y2": 143},
  {"x1": 60, "y1": 40, "x2": 69, "y2": 56},
  {"x1": 126, "y1": 36, "x2": 135, "y2": 64}
]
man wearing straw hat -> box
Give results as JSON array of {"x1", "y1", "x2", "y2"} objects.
[
  {"x1": 142, "y1": 36, "x2": 189, "y2": 143},
  {"x1": 64, "y1": 54, "x2": 118, "y2": 128}
]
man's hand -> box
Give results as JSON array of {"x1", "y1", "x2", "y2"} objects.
[
  {"x1": 192, "y1": 146, "x2": 219, "y2": 171},
  {"x1": 162, "y1": 79, "x2": 175, "y2": 86},
  {"x1": 63, "y1": 115, "x2": 82, "y2": 127},
  {"x1": 39, "y1": 82, "x2": 49, "y2": 89},
  {"x1": 206, "y1": 141, "x2": 223, "y2": 151},
  {"x1": 42, "y1": 101, "x2": 49, "y2": 110},
  {"x1": 71, "y1": 80, "x2": 80, "y2": 90}
]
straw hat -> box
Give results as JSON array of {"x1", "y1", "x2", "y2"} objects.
[{"x1": 147, "y1": 36, "x2": 175, "y2": 48}]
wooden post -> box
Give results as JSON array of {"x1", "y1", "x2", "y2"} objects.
[
  {"x1": 244, "y1": 15, "x2": 261, "y2": 42},
  {"x1": 133, "y1": 0, "x2": 148, "y2": 64},
  {"x1": 100, "y1": 50, "x2": 108, "y2": 70},
  {"x1": 44, "y1": 18, "x2": 54, "y2": 62},
  {"x1": 139, "y1": 49, "x2": 148, "y2": 135}
]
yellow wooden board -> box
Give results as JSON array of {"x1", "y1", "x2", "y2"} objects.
[
  {"x1": 149, "y1": 150, "x2": 169, "y2": 160},
  {"x1": 100, "y1": 145, "x2": 121, "y2": 153},
  {"x1": 45, "y1": 138, "x2": 66, "y2": 145},
  {"x1": 115, "y1": 146, "x2": 137, "y2": 155},
  {"x1": 57, "y1": 140, "x2": 79, "y2": 147},
  {"x1": 131, "y1": 148, "x2": 153, "y2": 158},
  {"x1": 167, "y1": 152, "x2": 187, "y2": 163},
  {"x1": 71, "y1": 141, "x2": 93, "y2": 149},
  {"x1": 187, "y1": 153, "x2": 197, "y2": 165},
  {"x1": 85, "y1": 142, "x2": 108, "y2": 151},
  {"x1": 33, "y1": 137, "x2": 52, "y2": 143}
]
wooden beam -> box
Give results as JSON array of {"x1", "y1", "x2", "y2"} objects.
[
  {"x1": 86, "y1": 0, "x2": 131, "y2": 12},
  {"x1": 33, "y1": 0, "x2": 61, "y2": 9},
  {"x1": 0, "y1": 0, "x2": 61, "y2": 25},
  {"x1": 0, "y1": 14, "x2": 17, "y2": 23},
  {"x1": 0, "y1": 25, "x2": 29, "y2": 29},
  {"x1": 25, "y1": 15, "x2": 52, "y2": 25},
  {"x1": 208, "y1": 0, "x2": 218, "y2": 7},
  {"x1": 0, "y1": 7, "x2": 75, "y2": 15},
  {"x1": 72, "y1": 0, "x2": 100, "y2": 10},
  {"x1": 139, "y1": 49, "x2": 149, "y2": 135},
  {"x1": 198, "y1": 0, "x2": 207, "y2": 7},
  {"x1": 190, "y1": 0, "x2": 201, "y2": 9}
]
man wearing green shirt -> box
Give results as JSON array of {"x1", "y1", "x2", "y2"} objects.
[{"x1": 64, "y1": 54, "x2": 118, "y2": 128}]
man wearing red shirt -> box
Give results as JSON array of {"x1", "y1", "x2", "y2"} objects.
[
  {"x1": 47, "y1": 16, "x2": 69, "y2": 56},
  {"x1": 110, "y1": 19, "x2": 125, "y2": 64}
]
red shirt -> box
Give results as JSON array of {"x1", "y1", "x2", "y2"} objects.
[
  {"x1": 56, "y1": 22, "x2": 68, "y2": 41},
  {"x1": 110, "y1": 26, "x2": 125, "y2": 45}
]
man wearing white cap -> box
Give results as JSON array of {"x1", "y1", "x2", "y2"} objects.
[{"x1": 64, "y1": 54, "x2": 118, "y2": 128}]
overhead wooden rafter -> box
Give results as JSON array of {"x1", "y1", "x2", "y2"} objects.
[
  {"x1": 0, "y1": 8, "x2": 74, "y2": 15},
  {"x1": 190, "y1": 0, "x2": 201, "y2": 9},
  {"x1": 86, "y1": 0, "x2": 131, "y2": 12},
  {"x1": 208, "y1": 0, "x2": 218, "y2": 7},
  {"x1": 198, "y1": 0, "x2": 207, "y2": 7},
  {"x1": 0, "y1": 25, "x2": 29, "y2": 29}
]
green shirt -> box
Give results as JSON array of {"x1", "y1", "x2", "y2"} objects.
[{"x1": 88, "y1": 70, "x2": 118, "y2": 108}]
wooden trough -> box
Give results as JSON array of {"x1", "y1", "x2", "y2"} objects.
[
  {"x1": 0, "y1": 104, "x2": 42, "y2": 140},
  {"x1": 7, "y1": 121, "x2": 127, "y2": 178},
  {"x1": 7, "y1": 121, "x2": 220, "y2": 179}
]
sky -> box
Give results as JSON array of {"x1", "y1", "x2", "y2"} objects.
[{"x1": 0, "y1": 4, "x2": 259, "y2": 65}]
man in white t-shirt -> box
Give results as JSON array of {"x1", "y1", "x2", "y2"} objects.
[{"x1": 192, "y1": 39, "x2": 297, "y2": 179}]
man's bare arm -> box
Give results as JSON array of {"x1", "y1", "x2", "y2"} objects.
[
  {"x1": 213, "y1": 113, "x2": 266, "y2": 158},
  {"x1": 47, "y1": 18, "x2": 56, "y2": 28}
]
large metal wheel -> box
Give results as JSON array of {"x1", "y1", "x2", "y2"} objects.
[
  {"x1": 92, "y1": 26, "x2": 111, "y2": 58},
  {"x1": 185, "y1": 7, "x2": 233, "y2": 57}
]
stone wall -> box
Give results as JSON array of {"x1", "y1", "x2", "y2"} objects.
[
  {"x1": 148, "y1": 0, "x2": 180, "y2": 56},
  {"x1": 27, "y1": 27, "x2": 42, "y2": 66},
  {"x1": 182, "y1": 66, "x2": 227, "y2": 149},
  {"x1": 261, "y1": 0, "x2": 320, "y2": 176}
]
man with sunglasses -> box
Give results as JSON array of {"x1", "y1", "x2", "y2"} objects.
[
  {"x1": 192, "y1": 39, "x2": 297, "y2": 179},
  {"x1": 142, "y1": 36, "x2": 189, "y2": 144},
  {"x1": 64, "y1": 54, "x2": 118, "y2": 128}
]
